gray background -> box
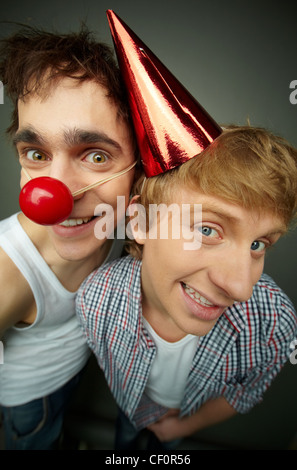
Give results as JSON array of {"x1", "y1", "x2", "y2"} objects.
[
  {"x1": 0, "y1": 0, "x2": 296, "y2": 449},
  {"x1": 0, "y1": 0, "x2": 296, "y2": 304}
]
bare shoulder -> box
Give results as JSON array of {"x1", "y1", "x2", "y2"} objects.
[{"x1": 0, "y1": 247, "x2": 36, "y2": 336}]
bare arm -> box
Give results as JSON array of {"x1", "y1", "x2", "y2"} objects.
[
  {"x1": 0, "y1": 247, "x2": 36, "y2": 338},
  {"x1": 147, "y1": 397, "x2": 237, "y2": 442}
]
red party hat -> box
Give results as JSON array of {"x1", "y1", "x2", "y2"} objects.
[{"x1": 107, "y1": 10, "x2": 221, "y2": 177}]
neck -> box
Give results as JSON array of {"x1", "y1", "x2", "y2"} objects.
[
  {"x1": 142, "y1": 296, "x2": 187, "y2": 343},
  {"x1": 18, "y1": 213, "x2": 111, "y2": 292}
]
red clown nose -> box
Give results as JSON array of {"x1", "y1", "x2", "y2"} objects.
[
  {"x1": 19, "y1": 161, "x2": 137, "y2": 225},
  {"x1": 19, "y1": 177, "x2": 74, "y2": 226}
]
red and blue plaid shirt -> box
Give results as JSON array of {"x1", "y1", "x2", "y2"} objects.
[{"x1": 76, "y1": 256, "x2": 297, "y2": 430}]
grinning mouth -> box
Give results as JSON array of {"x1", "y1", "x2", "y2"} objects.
[
  {"x1": 59, "y1": 216, "x2": 95, "y2": 227},
  {"x1": 182, "y1": 282, "x2": 214, "y2": 307}
]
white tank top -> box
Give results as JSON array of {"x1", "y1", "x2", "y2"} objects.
[
  {"x1": 0, "y1": 213, "x2": 122, "y2": 406},
  {"x1": 143, "y1": 317, "x2": 198, "y2": 408}
]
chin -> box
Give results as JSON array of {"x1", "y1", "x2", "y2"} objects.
[
  {"x1": 52, "y1": 239, "x2": 104, "y2": 263},
  {"x1": 181, "y1": 318, "x2": 218, "y2": 338}
]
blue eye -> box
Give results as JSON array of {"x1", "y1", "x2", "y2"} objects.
[
  {"x1": 198, "y1": 226, "x2": 219, "y2": 238},
  {"x1": 251, "y1": 240, "x2": 266, "y2": 251}
]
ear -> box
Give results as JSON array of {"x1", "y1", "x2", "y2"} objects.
[
  {"x1": 129, "y1": 194, "x2": 140, "y2": 205},
  {"x1": 126, "y1": 195, "x2": 147, "y2": 245}
]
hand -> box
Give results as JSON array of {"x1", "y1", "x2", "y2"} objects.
[
  {"x1": 146, "y1": 409, "x2": 190, "y2": 442},
  {"x1": 147, "y1": 398, "x2": 237, "y2": 443}
]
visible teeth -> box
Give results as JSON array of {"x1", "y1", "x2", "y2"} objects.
[
  {"x1": 59, "y1": 217, "x2": 93, "y2": 227},
  {"x1": 183, "y1": 283, "x2": 214, "y2": 307}
]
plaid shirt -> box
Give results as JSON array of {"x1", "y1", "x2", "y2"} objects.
[{"x1": 76, "y1": 255, "x2": 297, "y2": 430}]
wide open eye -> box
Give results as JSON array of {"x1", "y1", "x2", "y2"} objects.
[
  {"x1": 198, "y1": 226, "x2": 220, "y2": 238},
  {"x1": 85, "y1": 151, "x2": 109, "y2": 164},
  {"x1": 251, "y1": 240, "x2": 266, "y2": 252},
  {"x1": 27, "y1": 150, "x2": 47, "y2": 161}
]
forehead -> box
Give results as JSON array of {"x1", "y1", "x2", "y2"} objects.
[
  {"x1": 18, "y1": 78, "x2": 115, "y2": 119},
  {"x1": 176, "y1": 187, "x2": 286, "y2": 234},
  {"x1": 16, "y1": 78, "x2": 133, "y2": 149}
]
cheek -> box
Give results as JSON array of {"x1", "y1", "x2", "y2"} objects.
[
  {"x1": 20, "y1": 172, "x2": 28, "y2": 190},
  {"x1": 145, "y1": 240, "x2": 179, "y2": 278},
  {"x1": 97, "y1": 174, "x2": 134, "y2": 208},
  {"x1": 252, "y1": 259, "x2": 265, "y2": 284}
]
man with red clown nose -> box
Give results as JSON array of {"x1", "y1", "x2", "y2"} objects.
[
  {"x1": 0, "y1": 21, "x2": 138, "y2": 449},
  {"x1": 76, "y1": 11, "x2": 297, "y2": 450}
]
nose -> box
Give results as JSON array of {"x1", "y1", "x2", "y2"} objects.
[
  {"x1": 48, "y1": 160, "x2": 84, "y2": 200},
  {"x1": 208, "y1": 250, "x2": 262, "y2": 303}
]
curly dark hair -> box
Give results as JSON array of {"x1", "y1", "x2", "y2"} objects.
[{"x1": 0, "y1": 24, "x2": 131, "y2": 135}]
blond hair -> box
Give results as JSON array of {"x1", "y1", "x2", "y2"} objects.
[{"x1": 127, "y1": 125, "x2": 297, "y2": 259}]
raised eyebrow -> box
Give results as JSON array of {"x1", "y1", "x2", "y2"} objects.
[
  {"x1": 262, "y1": 227, "x2": 287, "y2": 239},
  {"x1": 13, "y1": 127, "x2": 123, "y2": 152},
  {"x1": 201, "y1": 206, "x2": 239, "y2": 224},
  {"x1": 202, "y1": 206, "x2": 287, "y2": 237},
  {"x1": 63, "y1": 128, "x2": 122, "y2": 151},
  {"x1": 13, "y1": 128, "x2": 46, "y2": 147}
]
